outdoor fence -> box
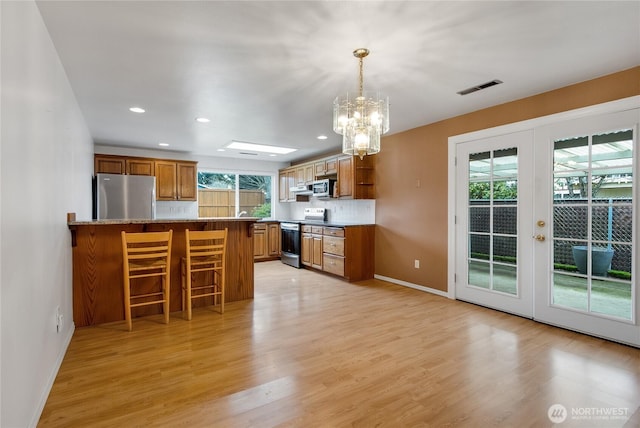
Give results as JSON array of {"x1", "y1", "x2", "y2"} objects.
[
  {"x1": 198, "y1": 189, "x2": 265, "y2": 218},
  {"x1": 469, "y1": 198, "x2": 632, "y2": 273}
]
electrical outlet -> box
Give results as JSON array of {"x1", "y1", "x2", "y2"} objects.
[
  {"x1": 414, "y1": 259, "x2": 420, "y2": 269},
  {"x1": 56, "y1": 306, "x2": 63, "y2": 332}
]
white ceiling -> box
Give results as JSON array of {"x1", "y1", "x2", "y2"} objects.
[{"x1": 36, "y1": 1, "x2": 640, "y2": 163}]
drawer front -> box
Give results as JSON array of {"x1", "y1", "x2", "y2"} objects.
[
  {"x1": 323, "y1": 254, "x2": 345, "y2": 277},
  {"x1": 301, "y1": 225, "x2": 312, "y2": 233},
  {"x1": 254, "y1": 223, "x2": 267, "y2": 230},
  {"x1": 323, "y1": 236, "x2": 345, "y2": 256},
  {"x1": 311, "y1": 226, "x2": 324, "y2": 234},
  {"x1": 323, "y1": 227, "x2": 345, "y2": 237}
]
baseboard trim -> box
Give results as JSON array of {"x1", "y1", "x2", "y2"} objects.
[
  {"x1": 30, "y1": 323, "x2": 75, "y2": 428},
  {"x1": 374, "y1": 274, "x2": 451, "y2": 299}
]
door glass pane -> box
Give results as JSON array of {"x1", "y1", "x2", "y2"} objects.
[
  {"x1": 552, "y1": 128, "x2": 634, "y2": 320},
  {"x1": 467, "y1": 148, "x2": 518, "y2": 296}
]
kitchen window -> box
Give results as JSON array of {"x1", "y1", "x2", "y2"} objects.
[{"x1": 197, "y1": 171, "x2": 273, "y2": 219}]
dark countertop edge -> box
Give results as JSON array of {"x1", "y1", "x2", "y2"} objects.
[
  {"x1": 278, "y1": 220, "x2": 375, "y2": 227},
  {"x1": 68, "y1": 217, "x2": 260, "y2": 226}
]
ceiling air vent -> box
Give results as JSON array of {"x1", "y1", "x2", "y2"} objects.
[
  {"x1": 239, "y1": 152, "x2": 258, "y2": 156},
  {"x1": 457, "y1": 79, "x2": 503, "y2": 96}
]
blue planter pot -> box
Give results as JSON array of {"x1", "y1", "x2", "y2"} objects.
[{"x1": 572, "y1": 246, "x2": 614, "y2": 276}]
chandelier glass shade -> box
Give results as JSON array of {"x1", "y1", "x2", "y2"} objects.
[{"x1": 333, "y1": 48, "x2": 389, "y2": 159}]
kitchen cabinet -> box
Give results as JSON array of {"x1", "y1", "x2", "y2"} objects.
[
  {"x1": 177, "y1": 162, "x2": 197, "y2": 200},
  {"x1": 95, "y1": 155, "x2": 125, "y2": 174},
  {"x1": 295, "y1": 166, "x2": 305, "y2": 186},
  {"x1": 253, "y1": 223, "x2": 267, "y2": 259},
  {"x1": 314, "y1": 157, "x2": 337, "y2": 177},
  {"x1": 322, "y1": 227, "x2": 345, "y2": 277},
  {"x1": 279, "y1": 152, "x2": 374, "y2": 202},
  {"x1": 95, "y1": 154, "x2": 197, "y2": 200},
  {"x1": 301, "y1": 224, "x2": 375, "y2": 281},
  {"x1": 126, "y1": 158, "x2": 154, "y2": 176},
  {"x1": 336, "y1": 154, "x2": 375, "y2": 200},
  {"x1": 254, "y1": 222, "x2": 280, "y2": 261},
  {"x1": 155, "y1": 160, "x2": 197, "y2": 201},
  {"x1": 301, "y1": 225, "x2": 323, "y2": 269},
  {"x1": 304, "y1": 164, "x2": 315, "y2": 184},
  {"x1": 279, "y1": 171, "x2": 288, "y2": 202},
  {"x1": 286, "y1": 169, "x2": 296, "y2": 201},
  {"x1": 267, "y1": 223, "x2": 281, "y2": 257}
]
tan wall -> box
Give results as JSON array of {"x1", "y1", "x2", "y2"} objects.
[{"x1": 375, "y1": 66, "x2": 640, "y2": 292}]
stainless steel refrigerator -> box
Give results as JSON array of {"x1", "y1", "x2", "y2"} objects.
[{"x1": 93, "y1": 173, "x2": 156, "y2": 220}]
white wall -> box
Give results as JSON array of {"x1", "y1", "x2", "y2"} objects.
[{"x1": 0, "y1": 2, "x2": 94, "y2": 426}]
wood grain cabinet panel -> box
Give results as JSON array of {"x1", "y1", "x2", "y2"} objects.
[
  {"x1": 177, "y1": 162, "x2": 197, "y2": 200},
  {"x1": 312, "y1": 234, "x2": 323, "y2": 270},
  {"x1": 154, "y1": 160, "x2": 197, "y2": 201},
  {"x1": 300, "y1": 224, "x2": 374, "y2": 281},
  {"x1": 254, "y1": 222, "x2": 280, "y2": 261},
  {"x1": 253, "y1": 224, "x2": 267, "y2": 258},
  {"x1": 323, "y1": 253, "x2": 345, "y2": 277},
  {"x1": 95, "y1": 155, "x2": 125, "y2": 174},
  {"x1": 155, "y1": 161, "x2": 178, "y2": 200},
  {"x1": 301, "y1": 232, "x2": 312, "y2": 266},
  {"x1": 126, "y1": 159, "x2": 154, "y2": 176},
  {"x1": 323, "y1": 235, "x2": 345, "y2": 256},
  {"x1": 267, "y1": 223, "x2": 281, "y2": 257}
]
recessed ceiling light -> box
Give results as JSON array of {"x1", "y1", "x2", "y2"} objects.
[
  {"x1": 226, "y1": 141, "x2": 297, "y2": 154},
  {"x1": 195, "y1": 117, "x2": 210, "y2": 123},
  {"x1": 269, "y1": 154, "x2": 277, "y2": 157},
  {"x1": 129, "y1": 107, "x2": 145, "y2": 113},
  {"x1": 158, "y1": 143, "x2": 169, "y2": 147},
  {"x1": 317, "y1": 135, "x2": 328, "y2": 140},
  {"x1": 217, "y1": 149, "x2": 225, "y2": 152}
]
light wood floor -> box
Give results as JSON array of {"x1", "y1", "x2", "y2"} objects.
[{"x1": 39, "y1": 261, "x2": 640, "y2": 427}]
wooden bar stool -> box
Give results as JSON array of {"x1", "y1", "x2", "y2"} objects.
[
  {"x1": 182, "y1": 228, "x2": 227, "y2": 320},
  {"x1": 121, "y1": 230, "x2": 173, "y2": 331}
]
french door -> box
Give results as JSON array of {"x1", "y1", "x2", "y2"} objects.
[
  {"x1": 455, "y1": 130, "x2": 535, "y2": 317},
  {"x1": 453, "y1": 107, "x2": 639, "y2": 347},
  {"x1": 533, "y1": 110, "x2": 638, "y2": 346}
]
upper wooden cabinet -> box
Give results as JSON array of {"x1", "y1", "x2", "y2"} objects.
[
  {"x1": 279, "y1": 152, "x2": 375, "y2": 201},
  {"x1": 337, "y1": 154, "x2": 375, "y2": 199},
  {"x1": 94, "y1": 154, "x2": 197, "y2": 201},
  {"x1": 95, "y1": 155, "x2": 125, "y2": 174},
  {"x1": 304, "y1": 164, "x2": 315, "y2": 184},
  {"x1": 126, "y1": 158, "x2": 154, "y2": 176},
  {"x1": 278, "y1": 171, "x2": 289, "y2": 202},
  {"x1": 177, "y1": 162, "x2": 197, "y2": 200},
  {"x1": 314, "y1": 157, "x2": 337, "y2": 177},
  {"x1": 155, "y1": 160, "x2": 197, "y2": 201}
]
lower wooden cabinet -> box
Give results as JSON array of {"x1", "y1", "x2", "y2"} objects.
[
  {"x1": 301, "y1": 224, "x2": 374, "y2": 281},
  {"x1": 302, "y1": 225, "x2": 323, "y2": 269},
  {"x1": 254, "y1": 222, "x2": 281, "y2": 261}
]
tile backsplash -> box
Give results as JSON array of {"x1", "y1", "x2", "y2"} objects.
[
  {"x1": 286, "y1": 199, "x2": 375, "y2": 223},
  {"x1": 156, "y1": 201, "x2": 198, "y2": 219}
]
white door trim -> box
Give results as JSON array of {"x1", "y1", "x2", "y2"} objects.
[{"x1": 448, "y1": 96, "x2": 640, "y2": 299}]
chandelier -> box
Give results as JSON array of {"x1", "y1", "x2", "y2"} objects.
[{"x1": 333, "y1": 48, "x2": 389, "y2": 159}]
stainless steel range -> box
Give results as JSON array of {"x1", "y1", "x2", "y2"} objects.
[{"x1": 280, "y1": 208, "x2": 327, "y2": 268}]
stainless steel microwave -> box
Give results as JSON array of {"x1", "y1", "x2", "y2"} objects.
[{"x1": 312, "y1": 179, "x2": 336, "y2": 198}]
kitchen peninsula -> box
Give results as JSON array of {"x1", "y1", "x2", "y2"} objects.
[{"x1": 68, "y1": 218, "x2": 257, "y2": 327}]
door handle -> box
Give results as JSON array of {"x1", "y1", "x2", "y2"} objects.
[{"x1": 533, "y1": 234, "x2": 546, "y2": 242}]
